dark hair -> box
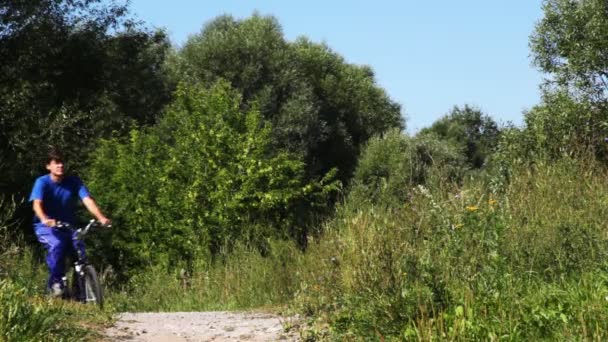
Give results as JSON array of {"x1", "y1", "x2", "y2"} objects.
[{"x1": 46, "y1": 146, "x2": 65, "y2": 165}]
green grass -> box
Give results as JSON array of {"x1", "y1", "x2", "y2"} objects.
[
  {"x1": 107, "y1": 240, "x2": 304, "y2": 313},
  {"x1": 97, "y1": 158, "x2": 608, "y2": 340},
  {"x1": 289, "y1": 159, "x2": 608, "y2": 340},
  {"x1": 0, "y1": 248, "x2": 114, "y2": 342},
  {"x1": 5, "y1": 158, "x2": 608, "y2": 340}
]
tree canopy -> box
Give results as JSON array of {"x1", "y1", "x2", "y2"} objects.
[
  {"x1": 0, "y1": 0, "x2": 172, "y2": 201},
  {"x1": 169, "y1": 14, "x2": 404, "y2": 184},
  {"x1": 418, "y1": 105, "x2": 500, "y2": 168},
  {"x1": 523, "y1": 0, "x2": 608, "y2": 162},
  {"x1": 530, "y1": 0, "x2": 608, "y2": 101}
]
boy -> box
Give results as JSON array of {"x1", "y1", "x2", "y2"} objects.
[{"x1": 29, "y1": 147, "x2": 111, "y2": 296}]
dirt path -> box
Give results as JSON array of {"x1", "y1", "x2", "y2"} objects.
[{"x1": 104, "y1": 311, "x2": 300, "y2": 341}]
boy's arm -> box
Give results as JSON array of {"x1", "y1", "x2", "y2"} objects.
[
  {"x1": 32, "y1": 200, "x2": 56, "y2": 227},
  {"x1": 82, "y1": 196, "x2": 111, "y2": 225}
]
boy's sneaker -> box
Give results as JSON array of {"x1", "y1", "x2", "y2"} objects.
[{"x1": 49, "y1": 283, "x2": 63, "y2": 297}]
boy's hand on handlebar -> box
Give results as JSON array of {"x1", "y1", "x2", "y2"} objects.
[
  {"x1": 43, "y1": 218, "x2": 57, "y2": 227},
  {"x1": 98, "y1": 216, "x2": 112, "y2": 227}
]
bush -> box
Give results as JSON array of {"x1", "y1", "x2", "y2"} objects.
[
  {"x1": 494, "y1": 92, "x2": 608, "y2": 169},
  {"x1": 292, "y1": 158, "x2": 608, "y2": 340},
  {"x1": 85, "y1": 81, "x2": 339, "y2": 278},
  {"x1": 0, "y1": 279, "x2": 94, "y2": 341},
  {"x1": 418, "y1": 105, "x2": 501, "y2": 168},
  {"x1": 348, "y1": 129, "x2": 466, "y2": 208}
]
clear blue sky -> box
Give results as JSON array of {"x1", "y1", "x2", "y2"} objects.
[{"x1": 129, "y1": 0, "x2": 545, "y2": 134}]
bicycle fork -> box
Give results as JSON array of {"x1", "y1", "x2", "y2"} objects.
[{"x1": 74, "y1": 262, "x2": 86, "y2": 302}]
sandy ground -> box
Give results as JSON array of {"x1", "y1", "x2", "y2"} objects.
[{"x1": 104, "y1": 311, "x2": 300, "y2": 342}]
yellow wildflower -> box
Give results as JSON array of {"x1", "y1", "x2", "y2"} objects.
[
  {"x1": 488, "y1": 199, "x2": 497, "y2": 206},
  {"x1": 466, "y1": 205, "x2": 478, "y2": 212}
]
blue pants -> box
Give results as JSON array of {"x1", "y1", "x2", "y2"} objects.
[{"x1": 34, "y1": 225, "x2": 86, "y2": 288}]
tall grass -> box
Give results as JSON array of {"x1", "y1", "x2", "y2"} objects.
[
  {"x1": 0, "y1": 247, "x2": 114, "y2": 341},
  {"x1": 0, "y1": 278, "x2": 110, "y2": 342},
  {"x1": 290, "y1": 158, "x2": 608, "y2": 340},
  {"x1": 109, "y1": 240, "x2": 304, "y2": 312},
  {"x1": 47, "y1": 156, "x2": 607, "y2": 340}
]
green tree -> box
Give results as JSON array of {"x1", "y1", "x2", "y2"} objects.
[
  {"x1": 349, "y1": 129, "x2": 466, "y2": 208},
  {"x1": 506, "y1": 0, "x2": 608, "y2": 165},
  {"x1": 495, "y1": 92, "x2": 608, "y2": 166},
  {"x1": 86, "y1": 81, "x2": 339, "y2": 276},
  {"x1": 530, "y1": 0, "x2": 608, "y2": 101},
  {"x1": 0, "y1": 0, "x2": 173, "y2": 220},
  {"x1": 419, "y1": 105, "x2": 500, "y2": 168},
  {"x1": 169, "y1": 14, "x2": 403, "y2": 184}
]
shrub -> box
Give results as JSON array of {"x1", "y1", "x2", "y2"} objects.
[
  {"x1": 0, "y1": 279, "x2": 94, "y2": 341},
  {"x1": 348, "y1": 129, "x2": 466, "y2": 208},
  {"x1": 86, "y1": 81, "x2": 339, "y2": 278},
  {"x1": 493, "y1": 92, "x2": 608, "y2": 170},
  {"x1": 293, "y1": 158, "x2": 608, "y2": 340},
  {"x1": 418, "y1": 105, "x2": 501, "y2": 168}
]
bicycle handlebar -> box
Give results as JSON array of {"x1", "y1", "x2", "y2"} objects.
[{"x1": 55, "y1": 219, "x2": 111, "y2": 238}]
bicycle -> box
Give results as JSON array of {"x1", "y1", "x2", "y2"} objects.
[{"x1": 55, "y1": 219, "x2": 108, "y2": 308}]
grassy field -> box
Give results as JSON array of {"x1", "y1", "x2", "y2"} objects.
[
  {"x1": 0, "y1": 248, "x2": 114, "y2": 341},
  {"x1": 4, "y1": 159, "x2": 608, "y2": 340},
  {"x1": 98, "y1": 159, "x2": 608, "y2": 340}
]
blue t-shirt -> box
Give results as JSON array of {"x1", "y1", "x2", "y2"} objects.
[{"x1": 29, "y1": 175, "x2": 91, "y2": 225}]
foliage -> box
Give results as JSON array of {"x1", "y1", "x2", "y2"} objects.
[
  {"x1": 107, "y1": 158, "x2": 608, "y2": 340},
  {"x1": 530, "y1": 0, "x2": 608, "y2": 101},
  {"x1": 85, "y1": 81, "x2": 340, "y2": 277},
  {"x1": 492, "y1": 91, "x2": 608, "y2": 172},
  {"x1": 504, "y1": 0, "x2": 608, "y2": 173},
  {"x1": 0, "y1": 279, "x2": 83, "y2": 341},
  {"x1": 109, "y1": 239, "x2": 303, "y2": 312},
  {"x1": 291, "y1": 159, "x2": 608, "y2": 340},
  {"x1": 0, "y1": 194, "x2": 112, "y2": 341},
  {"x1": 0, "y1": 0, "x2": 173, "y2": 238},
  {"x1": 418, "y1": 105, "x2": 501, "y2": 168},
  {"x1": 169, "y1": 14, "x2": 403, "y2": 184},
  {"x1": 349, "y1": 129, "x2": 466, "y2": 208},
  {"x1": 0, "y1": 248, "x2": 113, "y2": 342},
  {"x1": 0, "y1": 195, "x2": 19, "y2": 252},
  {"x1": 5, "y1": 3, "x2": 608, "y2": 340}
]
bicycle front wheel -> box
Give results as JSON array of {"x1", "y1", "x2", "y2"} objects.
[{"x1": 82, "y1": 265, "x2": 103, "y2": 308}]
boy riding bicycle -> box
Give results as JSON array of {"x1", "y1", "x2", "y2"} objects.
[{"x1": 29, "y1": 147, "x2": 111, "y2": 296}]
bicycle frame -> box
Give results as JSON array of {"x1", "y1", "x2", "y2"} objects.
[
  {"x1": 56, "y1": 219, "x2": 105, "y2": 306},
  {"x1": 56, "y1": 219, "x2": 96, "y2": 262}
]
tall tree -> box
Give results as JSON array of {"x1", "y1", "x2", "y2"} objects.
[
  {"x1": 530, "y1": 0, "x2": 608, "y2": 101},
  {"x1": 524, "y1": 0, "x2": 608, "y2": 161},
  {"x1": 419, "y1": 105, "x2": 500, "y2": 168},
  {"x1": 0, "y1": 0, "x2": 173, "y2": 225},
  {"x1": 169, "y1": 14, "x2": 404, "y2": 184}
]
